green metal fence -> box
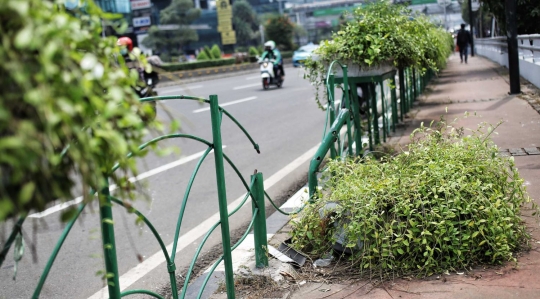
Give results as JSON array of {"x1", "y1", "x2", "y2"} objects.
[
  {"x1": 0, "y1": 95, "x2": 270, "y2": 299},
  {"x1": 308, "y1": 61, "x2": 435, "y2": 198}
]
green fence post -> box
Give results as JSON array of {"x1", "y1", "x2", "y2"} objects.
[
  {"x1": 412, "y1": 68, "x2": 417, "y2": 100},
  {"x1": 99, "y1": 175, "x2": 121, "y2": 299},
  {"x1": 209, "y1": 94, "x2": 236, "y2": 299},
  {"x1": 390, "y1": 76, "x2": 398, "y2": 132},
  {"x1": 398, "y1": 68, "x2": 406, "y2": 120},
  {"x1": 251, "y1": 172, "x2": 268, "y2": 268},
  {"x1": 328, "y1": 74, "x2": 337, "y2": 159},
  {"x1": 371, "y1": 83, "x2": 379, "y2": 146},
  {"x1": 380, "y1": 82, "x2": 387, "y2": 143}
]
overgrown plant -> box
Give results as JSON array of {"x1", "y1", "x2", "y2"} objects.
[
  {"x1": 0, "y1": 0, "x2": 166, "y2": 221},
  {"x1": 291, "y1": 118, "x2": 532, "y2": 278},
  {"x1": 304, "y1": 0, "x2": 453, "y2": 108}
]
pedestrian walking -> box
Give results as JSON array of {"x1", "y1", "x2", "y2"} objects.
[{"x1": 456, "y1": 23, "x2": 472, "y2": 64}]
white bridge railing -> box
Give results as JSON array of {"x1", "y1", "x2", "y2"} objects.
[{"x1": 476, "y1": 34, "x2": 540, "y2": 89}]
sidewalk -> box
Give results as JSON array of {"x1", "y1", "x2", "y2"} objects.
[
  {"x1": 282, "y1": 55, "x2": 540, "y2": 299},
  {"x1": 207, "y1": 54, "x2": 540, "y2": 299}
]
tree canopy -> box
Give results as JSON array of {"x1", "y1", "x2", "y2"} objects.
[
  {"x1": 142, "y1": 0, "x2": 201, "y2": 56},
  {"x1": 264, "y1": 15, "x2": 295, "y2": 50},
  {"x1": 478, "y1": 0, "x2": 540, "y2": 35},
  {"x1": 232, "y1": 0, "x2": 260, "y2": 46}
]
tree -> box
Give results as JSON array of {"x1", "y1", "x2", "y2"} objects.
[
  {"x1": 210, "y1": 44, "x2": 222, "y2": 59},
  {"x1": 232, "y1": 0, "x2": 260, "y2": 46},
  {"x1": 0, "y1": 0, "x2": 160, "y2": 220},
  {"x1": 265, "y1": 15, "x2": 295, "y2": 50},
  {"x1": 142, "y1": 0, "x2": 201, "y2": 57},
  {"x1": 475, "y1": 0, "x2": 540, "y2": 34}
]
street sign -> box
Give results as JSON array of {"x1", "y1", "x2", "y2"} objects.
[
  {"x1": 221, "y1": 31, "x2": 236, "y2": 45},
  {"x1": 133, "y1": 16, "x2": 151, "y2": 27},
  {"x1": 131, "y1": 0, "x2": 151, "y2": 10}
]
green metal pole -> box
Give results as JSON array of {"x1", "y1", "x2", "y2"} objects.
[
  {"x1": 380, "y1": 82, "x2": 387, "y2": 143},
  {"x1": 99, "y1": 175, "x2": 121, "y2": 299},
  {"x1": 209, "y1": 94, "x2": 236, "y2": 299},
  {"x1": 251, "y1": 172, "x2": 268, "y2": 268},
  {"x1": 412, "y1": 68, "x2": 417, "y2": 100},
  {"x1": 398, "y1": 68, "x2": 405, "y2": 121},
  {"x1": 371, "y1": 83, "x2": 379, "y2": 146},
  {"x1": 390, "y1": 76, "x2": 398, "y2": 132},
  {"x1": 328, "y1": 74, "x2": 337, "y2": 159}
]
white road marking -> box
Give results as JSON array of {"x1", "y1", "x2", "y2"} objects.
[
  {"x1": 87, "y1": 143, "x2": 321, "y2": 299},
  {"x1": 232, "y1": 83, "x2": 261, "y2": 90},
  {"x1": 192, "y1": 96, "x2": 257, "y2": 113},
  {"x1": 245, "y1": 75, "x2": 260, "y2": 80},
  {"x1": 29, "y1": 147, "x2": 225, "y2": 218}
]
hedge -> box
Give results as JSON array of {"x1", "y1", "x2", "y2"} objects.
[{"x1": 160, "y1": 58, "x2": 236, "y2": 72}]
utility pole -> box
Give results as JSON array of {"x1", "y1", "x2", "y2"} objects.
[
  {"x1": 505, "y1": 0, "x2": 521, "y2": 94},
  {"x1": 468, "y1": 0, "x2": 475, "y2": 56}
]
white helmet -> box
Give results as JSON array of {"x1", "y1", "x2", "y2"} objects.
[{"x1": 264, "y1": 40, "x2": 276, "y2": 50}]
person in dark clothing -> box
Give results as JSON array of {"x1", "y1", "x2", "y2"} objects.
[{"x1": 456, "y1": 23, "x2": 472, "y2": 64}]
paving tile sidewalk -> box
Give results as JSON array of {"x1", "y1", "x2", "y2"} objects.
[{"x1": 282, "y1": 55, "x2": 540, "y2": 299}]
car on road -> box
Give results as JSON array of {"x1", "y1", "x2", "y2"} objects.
[{"x1": 292, "y1": 43, "x2": 319, "y2": 67}]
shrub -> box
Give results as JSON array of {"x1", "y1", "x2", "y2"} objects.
[
  {"x1": 210, "y1": 44, "x2": 222, "y2": 59},
  {"x1": 0, "y1": 0, "x2": 162, "y2": 220},
  {"x1": 248, "y1": 46, "x2": 259, "y2": 56},
  {"x1": 291, "y1": 119, "x2": 532, "y2": 278},
  {"x1": 204, "y1": 46, "x2": 213, "y2": 60},
  {"x1": 197, "y1": 51, "x2": 210, "y2": 61},
  {"x1": 161, "y1": 58, "x2": 236, "y2": 72}
]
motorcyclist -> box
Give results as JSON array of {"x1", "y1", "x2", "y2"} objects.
[
  {"x1": 117, "y1": 37, "x2": 157, "y2": 120},
  {"x1": 260, "y1": 40, "x2": 284, "y2": 79}
]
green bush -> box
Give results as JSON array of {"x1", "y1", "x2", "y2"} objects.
[
  {"x1": 248, "y1": 46, "x2": 259, "y2": 56},
  {"x1": 161, "y1": 58, "x2": 236, "y2": 72},
  {"x1": 0, "y1": 0, "x2": 163, "y2": 220},
  {"x1": 291, "y1": 119, "x2": 532, "y2": 278},
  {"x1": 197, "y1": 51, "x2": 210, "y2": 61},
  {"x1": 210, "y1": 44, "x2": 222, "y2": 59},
  {"x1": 304, "y1": 1, "x2": 453, "y2": 108},
  {"x1": 204, "y1": 46, "x2": 213, "y2": 60}
]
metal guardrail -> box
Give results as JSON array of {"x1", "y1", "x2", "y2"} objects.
[
  {"x1": 308, "y1": 61, "x2": 434, "y2": 198},
  {"x1": 0, "y1": 95, "x2": 270, "y2": 299},
  {"x1": 476, "y1": 35, "x2": 540, "y2": 63}
]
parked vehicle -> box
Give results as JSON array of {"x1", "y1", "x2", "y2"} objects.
[
  {"x1": 259, "y1": 58, "x2": 283, "y2": 90},
  {"x1": 292, "y1": 43, "x2": 319, "y2": 67}
]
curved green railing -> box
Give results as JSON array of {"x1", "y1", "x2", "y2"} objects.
[
  {"x1": 308, "y1": 61, "x2": 435, "y2": 198},
  {"x1": 1, "y1": 94, "x2": 270, "y2": 299}
]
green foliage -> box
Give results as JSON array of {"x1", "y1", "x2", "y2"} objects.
[
  {"x1": 304, "y1": 1, "x2": 453, "y2": 108},
  {"x1": 197, "y1": 51, "x2": 210, "y2": 61},
  {"x1": 0, "y1": 0, "x2": 162, "y2": 220},
  {"x1": 248, "y1": 46, "x2": 259, "y2": 56},
  {"x1": 142, "y1": 0, "x2": 201, "y2": 55},
  {"x1": 265, "y1": 15, "x2": 295, "y2": 51},
  {"x1": 479, "y1": 0, "x2": 540, "y2": 35},
  {"x1": 291, "y1": 119, "x2": 532, "y2": 278},
  {"x1": 210, "y1": 44, "x2": 222, "y2": 60},
  {"x1": 232, "y1": 0, "x2": 260, "y2": 46},
  {"x1": 161, "y1": 58, "x2": 236, "y2": 71},
  {"x1": 204, "y1": 46, "x2": 213, "y2": 60}
]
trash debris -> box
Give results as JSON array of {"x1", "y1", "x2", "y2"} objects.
[
  {"x1": 299, "y1": 280, "x2": 306, "y2": 286},
  {"x1": 320, "y1": 288, "x2": 331, "y2": 292},
  {"x1": 313, "y1": 252, "x2": 334, "y2": 268},
  {"x1": 456, "y1": 272, "x2": 464, "y2": 275},
  {"x1": 277, "y1": 239, "x2": 307, "y2": 267}
]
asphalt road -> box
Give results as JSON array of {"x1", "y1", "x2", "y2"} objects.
[{"x1": 0, "y1": 66, "x2": 328, "y2": 299}]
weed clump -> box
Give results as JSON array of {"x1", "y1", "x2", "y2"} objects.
[{"x1": 291, "y1": 119, "x2": 532, "y2": 278}]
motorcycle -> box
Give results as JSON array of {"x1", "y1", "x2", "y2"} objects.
[
  {"x1": 259, "y1": 58, "x2": 283, "y2": 90},
  {"x1": 134, "y1": 68, "x2": 159, "y2": 122}
]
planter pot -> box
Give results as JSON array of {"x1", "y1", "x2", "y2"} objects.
[{"x1": 313, "y1": 55, "x2": 395, "y2": 78}]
